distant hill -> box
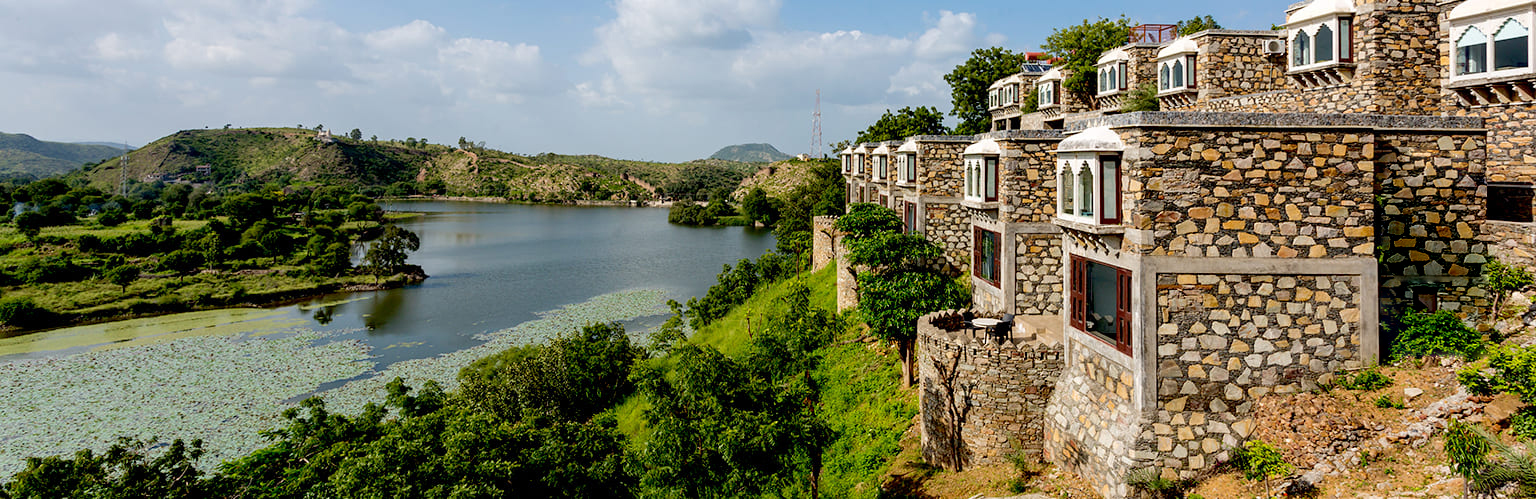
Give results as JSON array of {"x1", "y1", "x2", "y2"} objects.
[
  {"x1": 709, "y1": 143, "x2": 793, "y2": 163},
  {"x1": 0, "y1": 132, "x2": 129, "y2": 179},
  {"x1": 73, "y1": 128, "x2": 751, "y2": 202}
]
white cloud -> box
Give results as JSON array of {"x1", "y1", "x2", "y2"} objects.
[{"x1": 583, "y1": 2, "x2": 989, "y2": 119}]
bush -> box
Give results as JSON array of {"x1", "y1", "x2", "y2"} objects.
[
  {"x1": 1391, "y1": 309, "x2": 1484, "y2": 361},
  {"x1": 1232, "y1": 440, "x2": 1293, "y2": 496},
  {"x1": 1124, "y1": 467, "x2": 1181, "y2": 499},
  {"x1": 1459, "y1": 345, "x2": 1536, "y2": 403},
  {"x1": 0, "y1": 297, "x2": 49, "y2": 328},
  {"x1": 1337, "y1": 367, "x2": 1393, "y2": 391},
  {"x1": 1512, "y1": 408, "x2": 1536, "y2": 439},
  {"x1": 1374, "y1": 394, "x2": 1405, "y2": 409}
]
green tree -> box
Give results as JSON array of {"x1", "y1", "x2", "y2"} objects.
[
  {"x1": 363, "y1": 224, "x2": 421, "y2": 281},
  {"x1": 1176, "y1": 15, "x2": 1223, "y2": 36},
  {"x1": 218, "y1": 193, "x2": 274, "y2": 228},
  {"x1": 740, "y1": 187, "x2": 776, "y2": 226},
  {"x1": 944, "y1": 47, "x2": 1032, "y2": 135},
  {"x1": 348, "y1": 128, "x2": 363, "y2": 141},
  {"x1": 1486, "y1": 258, "x2": 1534, "y2": 318},
  {"x1": 836, "y1": 204, "x2": 968, "y2": 386},
  {"x1": 346, "y1": 201, "x2": 384, "y2": 223},
  {"x1": 1122, "y1": 82, "x2": 1161, "y2": 112},
  {"x1": 158, "y1": 250, "x2": 202, "y2": 282},
  {"x1": 854, "y1": 106, "x2": 950, "y2": 144},
  {"x1": 14, "y1": 211, "x2": 44, "y2": 239},
  {"x1": 105, "y1": 264, "x2": 139, "y2": 292},
  {"x1": 3, "y1": 438, "x2": 209, "y2": 498},
  {"x1": 1043, "y1": 16, "x2": 1134, "y2": 101}
]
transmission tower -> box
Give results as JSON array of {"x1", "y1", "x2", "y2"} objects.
[
  {"x1": 118, "y1": 141, "x2": 128, "y2": 197},
  {"x1": 811, "y1": 90, "x2": 823, "y2": 159}
]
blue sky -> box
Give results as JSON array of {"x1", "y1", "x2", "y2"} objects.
[{"x1": 0, "y1": 0, "x2": 1298, "y2": 162}]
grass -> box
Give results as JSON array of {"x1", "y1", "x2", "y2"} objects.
[
  {"x1": 0, "y1": 220, "x2": 208, "y2": 249},
  {"x1": 614, "y1": 262, "x2": 915, "y2": 498}
]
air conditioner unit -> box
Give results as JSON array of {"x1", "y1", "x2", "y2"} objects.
[{"x1": 1263, "y1": 39, "x2": 1286, "y2": 55}]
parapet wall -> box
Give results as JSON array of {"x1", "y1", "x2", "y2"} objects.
[
  {"x1": 919, "y1": 311, "x2": 1064, "y2": 469},
  {"x1": 812, "y1": 216, "x2": 858, "y2": 312}
]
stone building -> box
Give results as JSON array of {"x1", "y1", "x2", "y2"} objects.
[{"x1": 820, "y1": 0, "x2": 1526, "y2": 497}]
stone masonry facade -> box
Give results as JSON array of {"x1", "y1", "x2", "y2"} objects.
[{"x1": 811, "y1": 0, "x2": 1536, "y2": 496}]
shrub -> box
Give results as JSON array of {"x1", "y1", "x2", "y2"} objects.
[
  {"x1": 0, "y1": 297, "x2": 46, "y2": 327},
  {"x1": 1337, "y1": 367, "x2": 1393, "y2": 391},
  {"x1": 1512, "y1": 408, "x2": 1536, "y2": 440},
  {"x1": 1233, "y1": 440, "x2": 1293, "y2": 497},
  {"x1": 1374, "y1": 394, "x2": 1405, "y2": 409},
  {"x1": 1487, "y1": 258, "x2": 1535, "y2": 318},
  {"x1": 1122, "y1": 83, "x2": 1160, "y2": 113},
  {"x1": 1124, "y1": 467, "x2": 1181, "y2": 499},
  {"x1": 1459, "y1": 345, "x2": 1536, "y2": 404},
  {"x1": 1391, "y1": 309, "x2": 1484, "y2": 361}
]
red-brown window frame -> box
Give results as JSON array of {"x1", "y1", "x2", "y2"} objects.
[
  {"x1": 985, "y1": 157, "x2": 999, "y2": 202},
  {"x1": 973, "y1": 227, "x2": 1001, "y2": 286},
  {"x1": 1099, "y1": 154, "x2": 1122, "y2": 225},
  {"x1": 904, "y1": 201, "x2": 918, "y2": 234},
  {"x1": 1070, "y1": 255, "x2": 1133, "y2": 356}
]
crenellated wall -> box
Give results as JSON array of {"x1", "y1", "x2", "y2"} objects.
[{"x1": 919, "y1": 311, "x2": 1064, "y2": 469}]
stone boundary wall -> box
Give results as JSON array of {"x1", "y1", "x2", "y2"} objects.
[
  {"x1": 812, "y1": 216, "x2": 859, "y2": 312},
  {"x1": 919, "y1": 311, "x2": 1064, "y2": 469},
  {"x1": 1192, "y1": 31, "x2": 1288, "y2": 103},
  {"x1": 1487, "y1": 221, "x2": 1536, "y2": 268}
]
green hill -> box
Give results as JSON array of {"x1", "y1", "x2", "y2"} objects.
[
  {"x1": 74, "y1": 128, "x2": 749, "y2": 202},
  {"x1": 0, "y1": 132, "x2": 127, "y2": 179},
  {"x1": 708, "y1": 143, "x2": 793, "y2": 163}
]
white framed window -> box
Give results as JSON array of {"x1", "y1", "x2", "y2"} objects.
[
  {"x1": 1450, "y1": 2, "x2": 1536, "y2": 81},
  {"x1": 1055, "y1": 127, "x2": 1124, "y2": 226},
  {"x1": 873, "y1": 154, "x2": 887, "y2": 181},
  {"x1": 853, "y1": 153, "x2": 864, "y2": 174},
  {"x1": 896, "y1": 152, "x2": 917, "y2": 184},
  {"x1": 841, "y1": 154, "x2": 850, "y2": 173},
  {"x1": 1157, "y1": 56, "x2": 1197, "y2": 94},
  {"x1": 1038, "y1": 81, "x2": 1057, "y2": 106},
  {"x1": 1289, "y1": 17, "x2": 1354, "y2": 70},
  {"x1": 964, "y1": 155, "x2": 998, "y2": 202},
  {"x1": 989, "y1": 89, "x2": 999, "y2": 109}
]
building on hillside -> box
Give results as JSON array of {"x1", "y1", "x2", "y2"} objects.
[{"x1": 817, "y1": 0, "x2": 1532, "y2": 497}]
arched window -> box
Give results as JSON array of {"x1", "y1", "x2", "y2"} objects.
[
  {"x1": 1316, "y1": 24, "x2": 1334, "y2": 62},
  {"x1": 1172, "y1": 59, "x2": 1185, "y2": 87},
  {"x1": 1079, "y1": 163, "x2": 1094, "y2": 217},
  {"x1": 1109, "y1": 67, "x2": 1118, "y2": 90},
  {"x1": 1294, "y1": 32, "x2": 1311, "y2": 66},
  {"x1": 1496, "y1": 19, "x2": 1530, "y2": 71},
  {"x1": 1159, "y1": 64, "x2": 1170, "y2": 90},
  {"x1": 1099, "y1": 69, "x2": 1108, "y2": 92},
  {"x1": 1459, "y1": 27, "x2": 1488, "y2": 75},
  {"x1": 1060, "y1": 166, "x2": 1076, "y2": 216}
]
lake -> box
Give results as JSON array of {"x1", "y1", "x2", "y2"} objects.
[{"x1": 0, "y1": 201, "x2": 775, "y2": 474}]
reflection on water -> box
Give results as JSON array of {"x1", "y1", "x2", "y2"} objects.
[{"x1": 1, "y1": 202, "x2": 776, "y2": 368}]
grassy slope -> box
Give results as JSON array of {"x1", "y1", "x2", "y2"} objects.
[
  {"x1": 614, "y1": 263, "x2": 918, "y2": 498},
  {"x1": 732, "y1": 159, "x2": 833, "y2": 200},
  {"x1": 0, "y1": 132, "x2": 125, "y2": 178}
]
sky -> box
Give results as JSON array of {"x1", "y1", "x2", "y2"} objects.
[{"x1": 0, "y1": 0, "x2": 1301, "y2": 162}]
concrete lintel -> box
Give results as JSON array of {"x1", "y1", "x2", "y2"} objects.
[{"x1": 1008, "y1": 223, "x2": 1064, "y2": 235}]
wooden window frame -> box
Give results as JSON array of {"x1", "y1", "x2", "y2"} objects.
[
  {"x1": 973, "y1": 228, "x2": 1001, "y2": 286},
  {"x1": 1070, "y1": 255, "x2": 1133, "y2": 356}
]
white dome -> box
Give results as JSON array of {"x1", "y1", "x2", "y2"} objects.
[
  {"x1": 1157, "y1": 37, "x2": 1199, "y2": 59},
  {"x1": 1450, "y1": 0, "x2": 1536, "y2": 21},
  {"x1": 1288, "y1": 0, "x2": 1356, "y2": 25},
  {"x1": 897, "y1": 141, "x2": 919, "y2": 153},
  {"x1": 1097, "y1": 46, "x2": 1130, "y2": 66},
  {"x1": 964, "y1": 139, "x2": 1001, "y2": 156},
  {"x1": 1058, "y1": 127, "x2": 1125, "y2": 153},
  {"x1": 1039, "y1": 67, "x2": 1064, "y2": 82},
  {"x1": 871, "y1": 144, "x2": 891, "y2": 155},
  {"x1": 988, "y1": 73, "x2": 1023, "y2": 90},
  {"x1": 839, "y1": 147, "x2": 853, "y2": 156}
]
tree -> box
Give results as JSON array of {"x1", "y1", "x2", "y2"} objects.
[
  {"x1": 836, "y1": 204, "x2": 968, "y2": 386},
  {"x1": 944, "y1": 47, "x2": 1032, "y2": 135},
  {"x1": 363, "y1": 224, "x2": 420, "y2": 281},
  {"x1": 158, "y1": 250, "x2": 202, "y2": 281},
  {"x1": 1043, "y1": 16, "x2": 1134, "y2": 102},
  {"x1": 346, "y1": 202, "x2": 384, "y2": 222},
  {"x1": 1176, "y1": 15, "x2": 1223, "y2": 36},
  {"x1": 740, "y1": 187, "x2": 776, "y2": 226},
  {"x1": 105, "y1": 264, "x2": 139, "y2": 292},
  {"x1": 349, "y1": 128, "x2": 363, "y2": 141},
  {"x1": 854, "y1": 106, "x2": 950, "y2": 144},
  {"x1": 1122, "y1": 82, "x2": 1160, "y2": 112},
  {"x1": 14, "y1": 211, "x2": 44, "y2": 239},
  {"x1": 218, "y1": 193, "x2": 274, "y2": 228}
]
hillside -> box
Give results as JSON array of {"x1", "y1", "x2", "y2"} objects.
[
  {"x1": 73, "y1": 128, "x2": 750, "y2": 202},
  {"x1": 709, "y1": 143, "x2": 792, "y2": 163},
  {"x1": 0, "y1": 132, "x2": 127, "y2": 179},
  {"x1": 732, "y1": 158, "x2": 837, "y2": 200}
]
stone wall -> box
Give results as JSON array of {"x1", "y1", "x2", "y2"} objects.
[
  {"x1": 916, "y1": 139, "x2": 969, "y2": 198},
  {"x1": 812, "y1": 216, "x2": 859, "y2": 312},
  {"x1": 1016, "y1": 232, "x2": 1064, "y2": 316},
  {"x1": 919, "y1": 311, "x2": 1064, "y2": 469},
  {"x1": 1193, "y1": 31, "x2": 1288, "y2": 103},
  {"x1": 1375, "y1": 131, "x2": 1492, "y2": 318},
  {"x1": 1144, "y1": 273, "x2": 1363, "y2": 477},
  {"x1": 985, "y1": 132, "x2": 1063, "y2": 224},
  {"x1": 916, "y1": 139, "x2": 975, "y2": 273},
  {"x1": 1126, "y1": 128, "x2": 1378, "y2": 259},
  {"x1": 1044, "y1": 339, "x2": 1141, "y2": 499},
  {"x1": 1487, "y1": 221, "x2": 1536, "y2": 268}
]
